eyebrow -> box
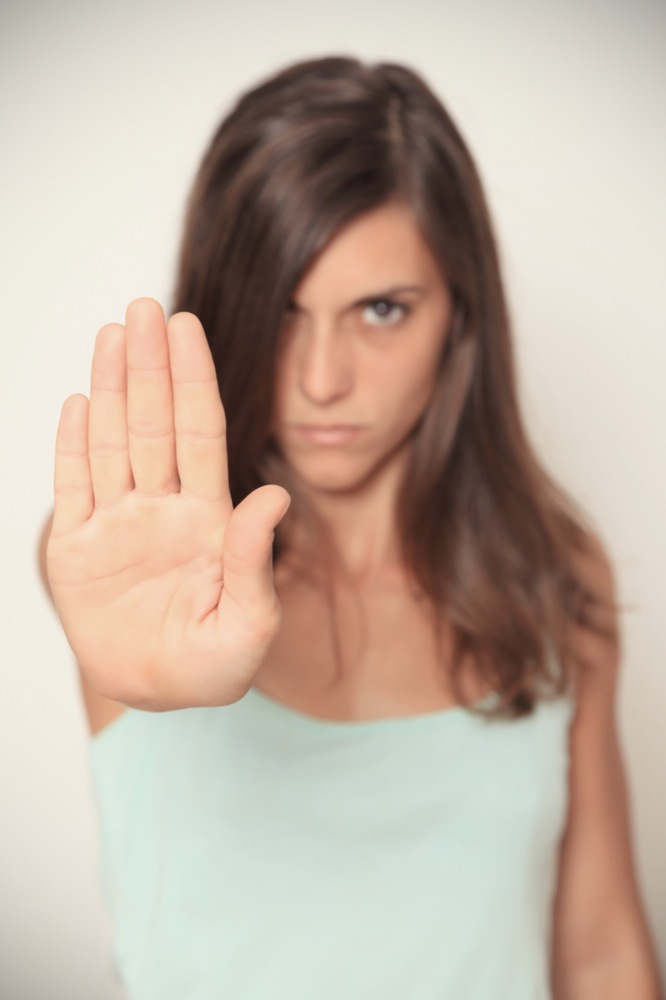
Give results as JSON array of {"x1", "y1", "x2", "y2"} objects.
[
  {"x1": 288, "y1": 284, "x2": 426, "y2": 311},
  {"x1": 352, "y1": 284, "x2": 425, "y2": 304}
]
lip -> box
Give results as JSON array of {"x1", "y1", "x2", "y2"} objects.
[{"x1": 292, "y1": 424, "x2": 365, "y2": 445}]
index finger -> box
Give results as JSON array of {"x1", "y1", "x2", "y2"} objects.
[{"x1": 167, "y1": 311, "x2": 232, "y2": 507}]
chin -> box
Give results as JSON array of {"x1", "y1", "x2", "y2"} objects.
[
  {"x1": 290, "y1": 465, "x2": 366, "y2": 495},
  {"x1": 287, "y1": 449, "x2": 401, "y2": 497}
]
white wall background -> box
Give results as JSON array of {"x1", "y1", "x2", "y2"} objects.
[{"x1": 1, "y1": 0, "x2": 664, "y2": 996}]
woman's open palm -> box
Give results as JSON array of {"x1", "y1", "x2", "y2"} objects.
[{"x1": 46, "y1": 298, "x2": 290, "y2": 709}]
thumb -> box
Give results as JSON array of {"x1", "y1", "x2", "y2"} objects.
[{"x1": 220, "y1": 485, "x2": 291, "y2": 614}]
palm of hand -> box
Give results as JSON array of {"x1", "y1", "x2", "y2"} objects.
[{"x1": 48, "y1": 300, "x2": 289, "y2": 709}]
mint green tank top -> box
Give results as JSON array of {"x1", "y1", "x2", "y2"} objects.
[{"x1": 89, "y1": 684, "x2": 575, "y2": 1000}]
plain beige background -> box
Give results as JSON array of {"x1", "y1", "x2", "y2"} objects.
[{"x1": 1, "y1": 0, "x2": 664, "y2": 996}]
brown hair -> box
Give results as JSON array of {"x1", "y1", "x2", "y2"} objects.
[{"x1": 173, "y1": 55, "x2": 618, "y2": 718}]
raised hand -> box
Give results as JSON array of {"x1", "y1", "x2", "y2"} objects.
[{"x1": 46, "y1": 298, "x2": 290, "y2": 710}]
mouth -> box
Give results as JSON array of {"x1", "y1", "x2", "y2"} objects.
[{"x1": 291, "y1": 424, "x2": 365, "y2": 445}]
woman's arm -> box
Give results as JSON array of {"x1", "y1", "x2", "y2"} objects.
[{"x1": 551, "y1": 534, "x2": 661, "y2": 998}]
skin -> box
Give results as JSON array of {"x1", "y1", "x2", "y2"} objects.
[
  {"x1": 270, "y1": 199, "x2": 453, "y2": 582},
  {"x1": 38, "y1": 201, "x2": 660, "y2": 994},
  {"x1": 252, "y1": 202, "x2": 479, "y2": 721}
]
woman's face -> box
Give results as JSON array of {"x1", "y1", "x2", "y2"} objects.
[{"x1": 271, "y1": 201, "x2": 453, "y2": 495}]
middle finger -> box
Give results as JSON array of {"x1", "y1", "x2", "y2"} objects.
[{"x1": 126, "y1": 298, "x2": 179, "y2": 496}]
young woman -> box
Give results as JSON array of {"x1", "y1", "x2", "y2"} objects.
[{"x1": 39, "y1": 56, "x2": 660, "y2": 998}]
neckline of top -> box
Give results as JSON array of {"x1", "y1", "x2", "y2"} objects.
[{"x1": 243, "y1": 684, "x2": 502, "y2": 732}]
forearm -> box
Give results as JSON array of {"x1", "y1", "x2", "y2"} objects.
[{"x1": 553, "y1": 945, "x2": 662, "y2": 1000}]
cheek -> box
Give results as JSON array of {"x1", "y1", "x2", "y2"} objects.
[{"x1": 376, "y1": 349, "x2": 442, "y2": 427}]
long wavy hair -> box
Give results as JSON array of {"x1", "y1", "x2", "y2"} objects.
[{"x1": 173, "y1": 55, "x2": 618, "y2": 718}]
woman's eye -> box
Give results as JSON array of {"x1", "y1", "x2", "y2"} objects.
[{"x1": 362, "y1": 299, "x2": 408, "y2": 326}]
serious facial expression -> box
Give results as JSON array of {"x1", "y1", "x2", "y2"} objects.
[{"x1": 271, "y1": 201, "x2": 454, "y2": 495}]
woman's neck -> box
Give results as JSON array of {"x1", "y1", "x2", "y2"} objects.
[{"x1": 278, "y1": 449, "x2": 409, "y2": 588}]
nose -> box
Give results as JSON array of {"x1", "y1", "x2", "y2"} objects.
[{"x1": 297, "y1": 326, "x2": 354, "y2": 405}]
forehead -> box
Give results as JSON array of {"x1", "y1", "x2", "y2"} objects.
[{"x1": 292, "y1": 201, "x2": 444, "y2": 306}]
